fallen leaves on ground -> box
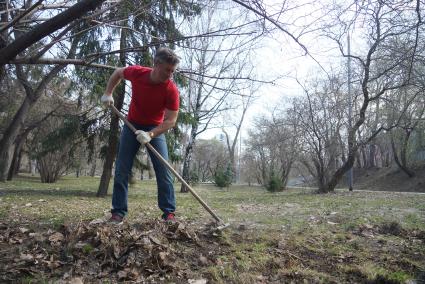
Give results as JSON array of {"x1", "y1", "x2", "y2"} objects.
[
  {"x1": 0, "y1": 218, "x2": 424, "y2": 283},
  {"x1": 0, "y1": 218, "x2": 224, "y2": 283}
]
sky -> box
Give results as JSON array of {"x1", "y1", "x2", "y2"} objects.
[
  {"x1": 198, "y1": 22, "x2": 333, "y2": 140},
  {"x1": 197, "y1": 0, "x2": 371, "y2": 142},
  {"x1": 179, "y1": 0, "x2": 365, "y2": 144}
]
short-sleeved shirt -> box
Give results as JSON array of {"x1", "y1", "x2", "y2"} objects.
[{"x1": 123, "y1": 65, "x2": 179, "y2": 126}]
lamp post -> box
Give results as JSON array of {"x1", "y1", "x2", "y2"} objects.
[{"x1": 347, "y1": 31, "x2": 353, "y2": 191}]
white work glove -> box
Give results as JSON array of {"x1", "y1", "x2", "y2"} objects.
[
  {"x1": 100, "y1": 94, "x2": 114, "y2": 107},
  {"x1": 135, "y1": 130, "x2": 151, "y2": 144}
]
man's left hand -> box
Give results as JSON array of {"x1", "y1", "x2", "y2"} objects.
[{"x1": 135, "y1": 130, "x2": 151, "y2": 144}]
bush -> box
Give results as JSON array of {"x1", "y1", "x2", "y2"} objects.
[
  {"x1": 266, "y1": 172, "x2": 283, "y2": 192},
  {"x1": 214, "y1": 165, "x2": 233, "y2": 188}
]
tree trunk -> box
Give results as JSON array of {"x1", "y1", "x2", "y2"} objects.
[
  {"x1": 7, "y1": 132, "x2": 27, "y2": 180},
  {"x1": 96, "y1": 98, "x2": 122, "y2": 197},
  {"x1": 96, "y1": 24, "x2": 126, "y2": 197},
  {"x1": 0, "y1": 0, "x2": 8, "y2": 83},
  {"x1": 391, "y1": 134, "x2": 415, "y2": 178},
  {"x1": 30, "y1": 160, "x2": 37, "y2": 175},
  {"x1": 180, "y1": 124, "x2": 198, "y2": 193},
  {"x1": 90, "y1": 160, "x2": 97, "y2": 177},
  {"x1": 0, "y1": 96, "x2": 32, "y2": 181},
  {"x1": 368, "y1": 144, "x2": 376, "y2": 168},
  {"x1": 355, "y1": 151, "x2": 362, "y2": 168},
  {"x1": 321, "y1": 148, "x2": 356, "y2": 193}
]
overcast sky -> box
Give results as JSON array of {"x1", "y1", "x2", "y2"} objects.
[{"x1": 197, "y1": 0, "x2": 349, "y2": 140}]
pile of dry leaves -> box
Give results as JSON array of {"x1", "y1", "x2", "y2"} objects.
[{"x1": 0, "y1": 218, "x2": 227, "y2": 283}]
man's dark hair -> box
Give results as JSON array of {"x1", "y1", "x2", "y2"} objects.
[{"x1": 154, "y1": 47, "x2": 180, "y2": 65}]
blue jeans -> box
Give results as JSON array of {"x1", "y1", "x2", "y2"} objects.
[{"x1": 111, "y1": 123, "x2": 176, "y2": 217}]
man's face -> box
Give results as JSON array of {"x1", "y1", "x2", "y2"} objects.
[{"x1": 155, "y1": 62, "x2": 177, "y2": 82}]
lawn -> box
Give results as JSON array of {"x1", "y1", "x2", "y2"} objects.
[{"x1": 0, "y1": 175, "x2": 424, "y2": 283}]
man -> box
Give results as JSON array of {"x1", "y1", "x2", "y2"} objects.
[{"x1": 101, "y1": 47, "x2": 180, "y2": 224}]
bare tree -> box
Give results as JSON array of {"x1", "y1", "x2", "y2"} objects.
[
  {"x1": 178, "y1": 1, "x2": 262, "y2": 192},
  {"x1": 317, "y1": 0, "x2": 424, "y2": 192},
  {"x1": 191, "y1": 138, "x2": 228, "y2": 182},
  {"x1": 244, "y1": 109, "x2": 300, "y2": 190},
  {"x1": 292, "y1": 75, "x2": 347, "y2": 192},
  {"x1": 221, "y1": 84, "x2": 257, "y2": 182},
  {"x1": 389, "y1": 87, "x2": 425, "y2": 177},
  {"x1": 0, "y1": 32, "x2": 78, "y2": 181}
]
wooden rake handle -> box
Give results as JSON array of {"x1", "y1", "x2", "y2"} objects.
[{"x1": 109, "y1": 105, "x2": 226, "y2": 225}]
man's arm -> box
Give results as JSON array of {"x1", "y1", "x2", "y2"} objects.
[
  {"x1": 104, "y1": 67, "x2": 125, "y2": 96},
  {"x1": 149, "y1": 109, "x2": 179, "y2": 138}
]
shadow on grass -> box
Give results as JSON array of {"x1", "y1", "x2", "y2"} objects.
[{"x1": 0, "y1": 188, "x2": 98, "y2": 198}]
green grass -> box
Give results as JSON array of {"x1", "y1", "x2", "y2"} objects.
[
  {"x1": 1, "y1": 174, "x2": 424, "y2": 283},
  {"x1": 1, "y1": 174, "x2": 424, "y2": 234}
]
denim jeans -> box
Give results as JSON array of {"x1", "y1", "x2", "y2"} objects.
[{"x1": 111, "y1": 123, "x2": 176, "y2": 217}]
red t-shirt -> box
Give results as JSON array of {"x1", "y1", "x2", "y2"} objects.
[{"x1": 123, "y1": 65, "x2": 179, "y2": 125}]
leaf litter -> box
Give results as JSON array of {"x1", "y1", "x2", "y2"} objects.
[
  {"x1": 0, "y1": 218, "x2": 225, "y2": 283},
  {"x1": 1, "y1": 216, "x2": 424, "y2": 283}
]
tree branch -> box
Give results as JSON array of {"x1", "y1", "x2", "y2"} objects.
[{"x1": 0, "y1": 0, "x2": 108, "y2": 65}]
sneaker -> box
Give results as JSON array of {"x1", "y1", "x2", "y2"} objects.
[
  {"x1": 108, "y1": 213, "x2": 124, "y2": 224},
  {"x1": 162, "y1": 212, "x2": 176, "y2": 224}
]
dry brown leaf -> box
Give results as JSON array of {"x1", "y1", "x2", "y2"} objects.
[
  {"x1": 9, "y1": 237, "x2": 23, "y2": 244},
  {"x1": 188, "y1": 279, "x2": 207, "y2": 284},
  {"x1": 49, "y1": 232, "x2": 65, "y2": 245},
  {"x1": 20, "y1": 253, "x2": 34, "y2": 262},
  {"x1": 111, "y1": 241, "x2": 122, "y2": 259},
  {"x1": 68, "y1": 277, "x2": 84, "y2": 284},
  {"x1": 149, "y1": 235, "x2": 162, "y2": 245},
  {"x1": 43, "y1": 255, "x2": 62, "y2": 269},
  {"x1": 117, "y1": 269, "x2": 128, "y2": 280},
  {"x1": 198, "y1": 255, "x2": 208, "y2": 266},
  {"x1": 19, "y1": 227, "x2": 29, "y2": 233},
  {"x1": 158, "y1": 251, "x2": 167, "y2": 261}
]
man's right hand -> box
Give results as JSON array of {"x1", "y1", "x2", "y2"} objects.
[
  {"x1": 101, "y1": 94, "x2": 114, "y2": 107},
  {"x1": 135, "y1": 130, "x2": 152, "y2": 144}
]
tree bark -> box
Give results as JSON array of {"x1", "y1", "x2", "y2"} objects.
[
  {"x1": 7, "y1": 132, "x2": 27, "y2": 180},
  {"x1": 391, "y1": 134, "x2": 415, "y2": 178},
  {"x1": 368, "y1": 144, "x2": 376, "y2": 168},
  {"x1": 180, "y1": 124, "x2": 198, "y2": 192},
  {"x1": 97, "y1": 95, "x2": 123, "y2": 197},
  {"x1": 96, "y1": 23, "x2": 126, "y2": 197},
  {"x1": 0, "y1": 0, "x2": 9, "y2": 83},
  {"x1": 90, "y1": 160, "x2": 97, "y2": 177}
]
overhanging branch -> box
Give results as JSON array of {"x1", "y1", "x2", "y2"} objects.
[
  {"x1": 0, "y1": 0, "x2": 108, "y2": 65},
  {"x1": 11, "y1": 57, "x2": 116, "y2": 70}
]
